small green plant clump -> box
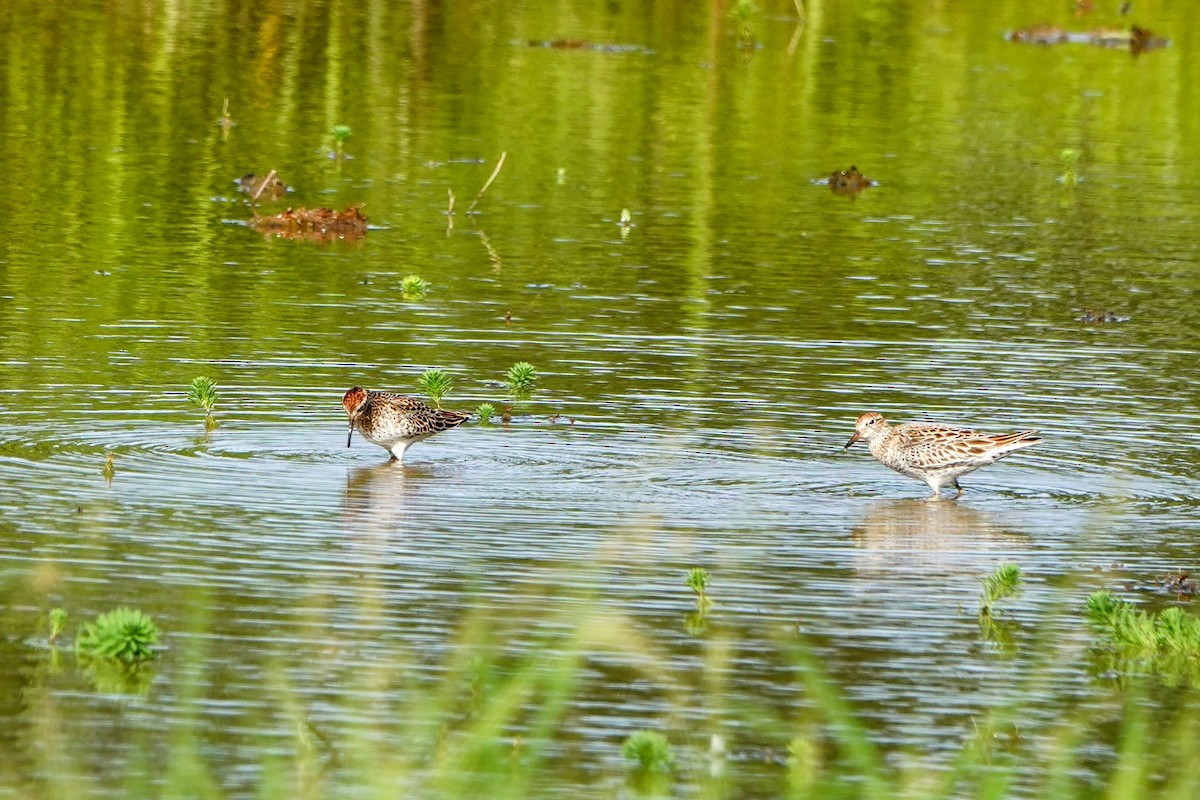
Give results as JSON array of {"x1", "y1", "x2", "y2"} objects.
[
  {"x1": 787, "y1": 734, "x2": 822, "y2": 793},
  {"x1": 187, "y1": 376, "x2": 218, "y2": 413},
  {"x1": 417, "y1": 368, "x2": 453, "y2": 409},
  {"x1": 621, "y1": 730, "x2": 674, "y2": 772},
  {"x1": 400, "y1": 274, "x2": 430, "y2": 299},
  {"x1": 1087, "y1": 591, "x2": 1200, "y2": 655},
  {"x1": 979, "y1": 563, "x2": 1021, "y2": 617},
  {"x1": 1060, "y1": 148, "x2": 1080, "y2": 184},
  {"x1": 505, "y1": 362, "x2": 538, "y2": 396},
  {"x1": 476, "y1": 402, "x2": 496, "y2": 424},
  {"x1": 684, "y1": 567, "x2": 713, "y2": 636},
  {"x1": 728, "y1": 0, "x2": 759, "y2": 47},
  {"x1": 48, "y1": 608, "x2": 67, "y2": 644},
  {"x1": 1086, "y1": 591, "x2": 1200, "y2": 687},
  {"x1": 331, "y1": 124, "x2": 352, "y2": 158},
  {"x1": 76, "y1": 607, "x2": 159, "y2": 664},
  {"x1": 687, "y1": 567, "x2": 712, "y2": 608}
]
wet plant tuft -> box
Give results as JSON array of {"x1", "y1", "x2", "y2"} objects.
[
  {"x1": 331, "y1": 124, "x2": 352, "y2": 159},
  {"x1": 505, "y1": 362, "x2": 538, "y2": 397},
  {"x1": 48, "y1": 608, "x2": 67, "y2": 644},
  {"x1": 417, "y1": 368, "x2": 453, "y2": 409},
  {"x1": 980, "y1": 563, "x2": 1021, "y2": 616},
  {"x1": 401, "y1": 274, "x2": 430, "y2": 299},
  {"x1": 75, "y1": 607, "x2": 159, "y2": 664},
  {"x1": 687, "y1": 567, "x2": 712, "y2": 609},
  {"x1": 187, "y1": 377, "x2": 218, "y2": 428},
  {"x1": 1060, "y1": 148, "x2": 1080, "y2": 184},
  {"x1": 621, "y1": 730, "x2": 674, "y2": 772},
  {"x1": 476, "y1": 402, "x2": 496, "y2": 424}
]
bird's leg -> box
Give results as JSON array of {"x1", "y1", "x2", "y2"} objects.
[
  {"x1": 925, "y1": 480, "x2": 943, "y2": 501},
  {"x1": 952, "y1": 480, "x2": 964, "y2": 499},
  {"x1": 388, "y1": 440, "x2": 412, "y2": 463}
]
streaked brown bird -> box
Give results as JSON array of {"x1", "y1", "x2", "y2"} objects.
[
  {"x1": 844, "y1": 411, "x2": 1042, "y2": 499},
  {"x1": 342, "y1": 387, "x2": 469, "y2": 463}
]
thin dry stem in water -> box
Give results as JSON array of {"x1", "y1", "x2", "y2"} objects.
[
  {"x1": 466, "y1": 151, "x2": 507, "y2": 212},
  {"x1": 250, "y1": 169, "x2": 277, "y2": 204}
]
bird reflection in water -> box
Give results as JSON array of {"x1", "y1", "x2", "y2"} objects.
[{"x1": 850, "y1": 499, "x2": 1030, "y2": 577}]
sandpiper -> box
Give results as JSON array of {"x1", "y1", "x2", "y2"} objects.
[
  {"x1": 844, "y1": 411, "x2": 1042, "y2": 499},
  {"x1": 342, "y1": 387, "x2": 469, "y2": 463}
]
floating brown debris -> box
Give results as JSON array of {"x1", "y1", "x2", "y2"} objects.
[
  {"x1": 249, "y1": 205, "x2": 367, "y2": 242},
  {"x1": 1160, "y1": 570, "x2": 1198, "y2": 598},
  {"x1": 1129, "y1": 24, "x2": 1168, "y2": 54},
  {"x1": 828, "y1": 166, "x2": 873, "y2": 195},
  {"x1": 1009, "y1": 23, "x2": 1167, "y2": 53},
  {"x1": 527, "y1": 39, "x2": 646, "y2": 53},
  {"x1": 1008, "y1": 25, "x2": 1067, "y2": 44},
  {"x1": 238, "y1": 171, "x2": 290, "y2": 202},
  {"x1": 1079, "y1": 309, "x2": 1129, "y2": 324},
  {"x1": 533, "y1": 38, "x2": 587, "y2": 50}
]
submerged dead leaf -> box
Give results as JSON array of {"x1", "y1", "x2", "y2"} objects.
[
  {"x1": 249, "y1": 205, "x2": 368, "y2": 242},
  {"x1": 828, "y1": 165, "x2": 873, "y2": 195}
]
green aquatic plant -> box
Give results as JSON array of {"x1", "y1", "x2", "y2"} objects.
[
  {"x1": 728, "y1": 0, "x2": 758, "y2": 47},
  {"x1": 1087, "y1": 591, "x2": 1200, "y2": 655},
  {"x1": 102, "y1": 451, "x2": 114, "y2": 482},
  {"x1": 76, "y1": 607, "x2": 159, "y2": 664},
  {"x1": 979, "y1": 563, "x2": 1021, "y2": 616},
  {"x1": 684, "y1": 568, "x2": 713, "y2": 636},
  {"x1": 187, "y1": 376, "x2": 218, "y2": 414},
  {"x1": 400, "y1": 274, "x2": 430, "y2": 299},
  {"x1": 505, "y1": 362, "x2": 538, "y2": 397},
  {"x1": 621, "y1": 730, "x2": 674, "y2": 772},
  {"x1": 417, "y1": 368, "x2": 453, "y2": 409},
  {"x1": 48, "y1": 608, "x2": 67, "y2": 644},
  {"x1": 787, "y1": 734, "x2": 822, "y2": 794},
  {"x1": 1086, "y1": 591, "x2": 1200, "y2": 687},
  {"x1": 978, "y1": 564, "x2": 1022, "y2": 653},
  {"x1": 331, "y1": 124, "x2": 352, "y2": 158},
  {"x1": 687, "y1": 567, "x2": 712, "y2": 610},
  {"x1": 475, "y1": 402, "x2": 496, "y2": 425},
  {"x1": 1060, "y1": 148, "x2": 1080, "y2": 185}
]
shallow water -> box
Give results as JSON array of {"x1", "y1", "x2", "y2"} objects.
[{"x1": 2, "y1": 0, "x2": 1200, "y2": 795}]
